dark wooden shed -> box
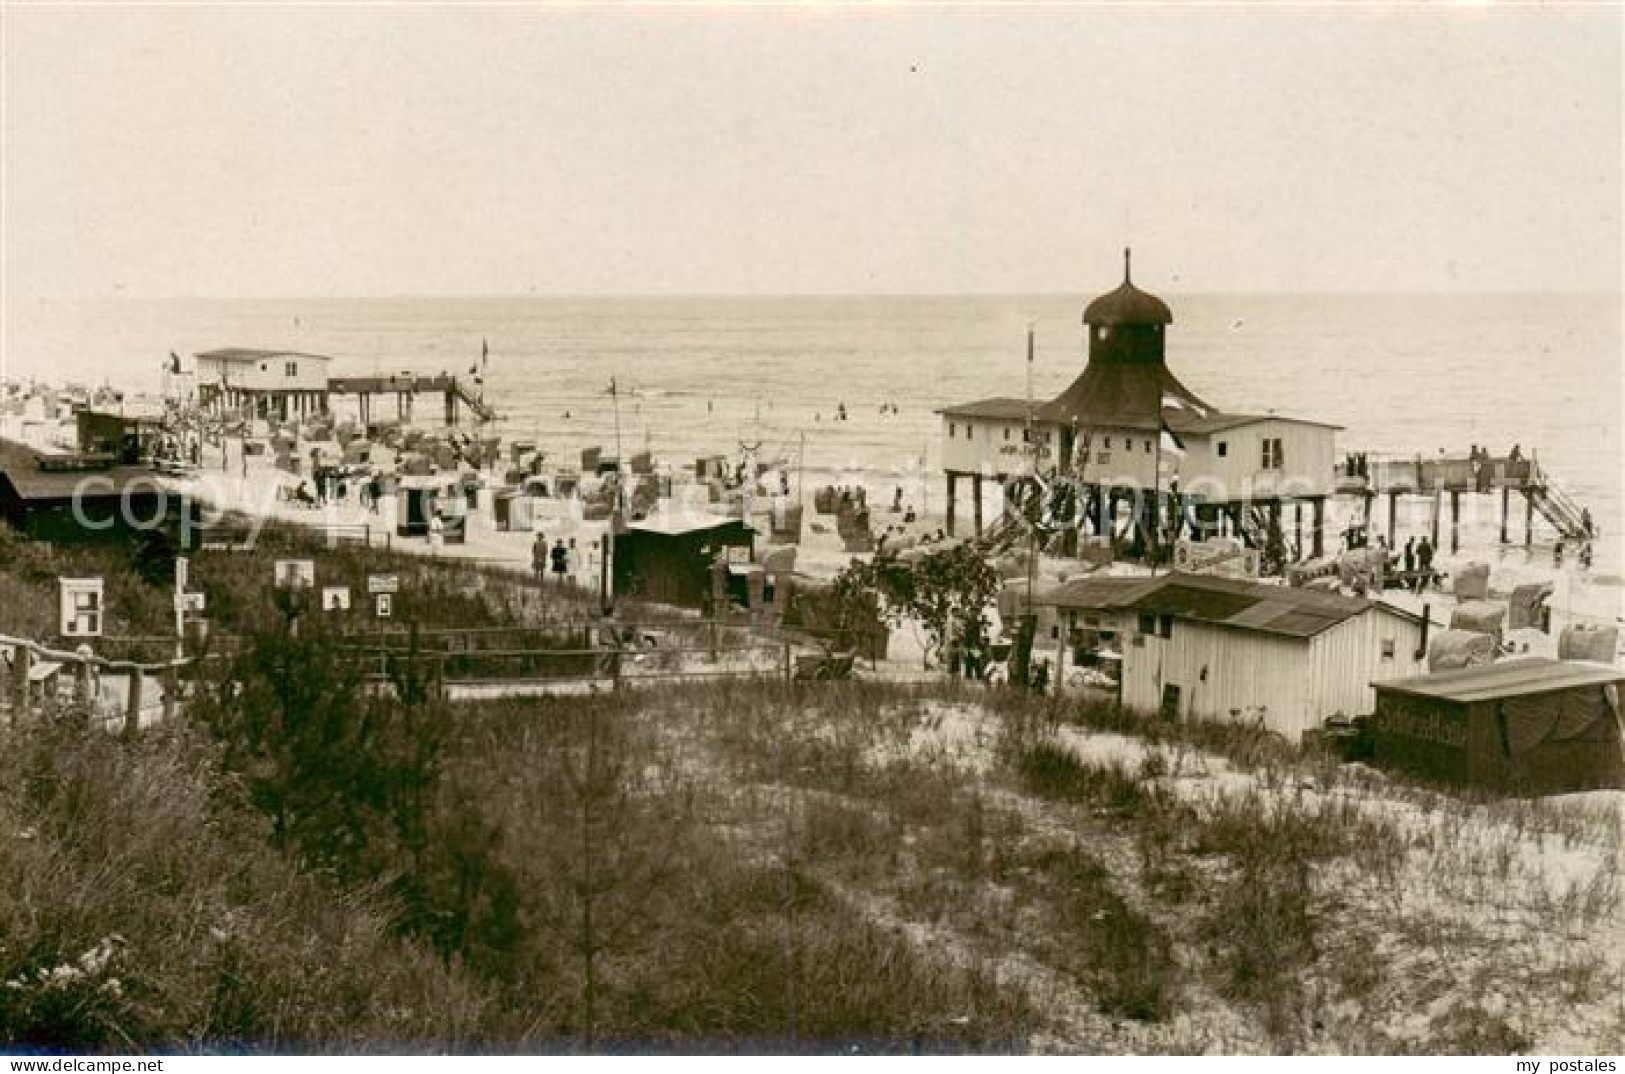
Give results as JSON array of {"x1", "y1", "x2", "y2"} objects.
[
  {"x1": 0, "y1": 439, "x2": 169, "y2": 543},
  {"x1": 612, "y1": 516, "x2": 753, "y2": 611},
  {"x1": 1370, "y1": 658, "x2": 1625, "y2": 795},
  {"x1": 76, "y1": 410, "x2": 164, "y2": 464}
]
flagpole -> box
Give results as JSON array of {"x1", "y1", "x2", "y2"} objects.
[
  {"x1": 1025, "y1": 326, "x2": 1037, "y2": 622},
  {"x1": 1152, "y1": 421, "x2": 1161, "y2": 577}
]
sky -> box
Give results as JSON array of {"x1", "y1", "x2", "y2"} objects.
[{"x1": 2, "y1": 4, "x2": 1620, "y2": 299}]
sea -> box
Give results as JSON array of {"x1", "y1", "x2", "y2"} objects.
[{"x1": 6, "y1": 292, "x2": 1622, "y2": 599}]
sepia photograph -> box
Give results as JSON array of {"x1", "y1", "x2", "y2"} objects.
[{"x1": 0, "y1": 0, "x2": 1621, "y2": 1060}]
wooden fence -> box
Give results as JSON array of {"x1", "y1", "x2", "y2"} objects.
[{"x1": 0, "y1": 633, "x2": 190, "y2": 735}]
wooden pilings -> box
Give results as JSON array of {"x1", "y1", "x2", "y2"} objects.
[{"x1": 972, "y1": 475, "x2": 984, "y2": 537}]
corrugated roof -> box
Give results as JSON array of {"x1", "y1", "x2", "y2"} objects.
[
  {"x1": 1163, "y1": 410, "x2": 1344, "y2": 435},
  {"x1": 0, "y1": 439, "x2": 164, "y2": 503},
  {"x1": 1373, "y1": 657, "x2": 1625, "y2": 703},
  {"x1": 1037, "y1": 575, "x2": 1167, "y2": 610},
  {"x1": 195, "y1": 348, "x2": 334, "y2": 363},
  {"x1": 628, "y1": 514, "x2": 751, "y2": 538},
  {"x1": 935, "y1": 398, "x2": 1035, "y2": 421},
  {"x1": 1039, "y1": 570, "x2": 1403, "y2": 639}
]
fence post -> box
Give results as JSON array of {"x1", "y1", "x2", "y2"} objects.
[
  {"x1": 75, "y1": 649, "x2": 95, "y2": 710},
  {"x1": 123, "y1": 669, "x2": 143, "y2": 738},
  {"x1": 782, "y1": 640, "x2": 792, "y2": 683},
  {"x1": 12, "y1": 643, "x2": 32, "y2": 718},
  {"x1": 162, "y1": 662, "x2": 179, "y2": 723}
]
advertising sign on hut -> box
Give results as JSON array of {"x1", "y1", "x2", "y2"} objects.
[
  {"x1": 367, "y1": 574, "x2": 400, "y2": 595},
  {"x1": 274, "y1": 560, "x2": 316, "y2": 589},
  {"x1": 322, "y1": 586, "x2": 352, "y2": 612}
]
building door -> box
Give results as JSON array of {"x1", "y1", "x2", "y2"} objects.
[{"x1": 1159, "y1": 683, "x2": 1182, "y2": 721}]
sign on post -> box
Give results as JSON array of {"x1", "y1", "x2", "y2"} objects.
[
  {"x1": 374, "y1": 592, "x2": 393, "y2": 619},
  {"x1": 367, "y1": 574, "x2": 400, "y2": 595},
  {"x1": 59, "y1": 578, "x2": 104, "y2": 638}
]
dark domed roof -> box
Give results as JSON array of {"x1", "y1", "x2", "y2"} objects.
[{"x1": 1083, "y1": 248, "x2": 1173, "y2": 327}]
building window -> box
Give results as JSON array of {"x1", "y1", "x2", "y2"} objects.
[
  {"x1": 1138, "y1": 613, "x2": 1156, "y2": 636},
  {"x1": 1103, "y1": 436, "x2": 1112, "y2": 449},
  {"x1": 1145, "y1": 439, "x2": 1152, "y2": 453},
  {"x1": 285, "y1": 361, "x2": 298, "y2": 378},
  {"x1": 1262, "y1": 437, "x2": 1285, "y2": 470},
  {"x1": 1158, "y1": 615, "x2": 1173, "y2": 639},
  {"x1": 1217, "y1": 441, "x2": 1228, "y2": 458},
  {"x1": 1003, "y1": 427, "x2": 1011, "y2": 442},
  {"x1": 1097, "y1": 327, "x2": 1110, "y2": 341},
  {"x1": 259, "y1": 363, "x2": 268, "y2": 372},
  {"x1": 949, "y1": 422, "x2": 957, "y2": 439},
  {"x1": 1381, "y1": 638, "x2": 1395, "y2": 660}
]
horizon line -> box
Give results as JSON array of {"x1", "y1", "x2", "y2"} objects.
[{"x1": 14, "y1": 287, "x2": 1623, "y2": 304}]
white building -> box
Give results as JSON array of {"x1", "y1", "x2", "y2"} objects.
[
  {"x1": 194, "y1": 348, "x2": 334, "y2": 421},
  {"x1": 938, "y1": 250, "x2": 1340, "y2": 558},
  {"x1": 1040, "y1": 571, "x2": 1428, "y2": 741}
]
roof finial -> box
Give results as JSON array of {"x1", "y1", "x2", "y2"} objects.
[{"x1": 1123, "y1": 246, "x2": 1133, "y2": 284}]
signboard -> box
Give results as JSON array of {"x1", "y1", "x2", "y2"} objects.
[
  {"x1": 274, "y1": 560, "x2": 315, "y2": 589},
  {"x1": 321, "y1": 586, "x2": 352, "y2": 612},
  {"x1": 374, "y1": 593, "x2": 393, "y2": 619},
  {"x1": 175, "y1": 557, "x2": 189, "y2": 593},
  {"x1": 59, "y1": 578, "x2": 104, "y2": 638},
  {"x1": 174, "y1": 591, "x2": 207, "y2": 614},
  {"x1": 367, "y1": 574, "x2": 400, "y2": 595}
]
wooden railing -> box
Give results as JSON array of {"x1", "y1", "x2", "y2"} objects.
[{"x1": 1, "y1": 633, "x2": 190, "y2": 736}]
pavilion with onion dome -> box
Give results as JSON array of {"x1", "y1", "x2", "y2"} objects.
[{"x1": 937, "y1": 249, "x2": 1340, "y2": 561}]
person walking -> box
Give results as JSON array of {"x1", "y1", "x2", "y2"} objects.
[
  {"x1": 428, "y1": 512, "x2": 444, "y2": 555},
  {"x1": 1415, "y1": 536, "x2": 1433, "y2": 592},
  {"x1": 1403, "y1": 537, "x2": 1416, "y2": 581}
]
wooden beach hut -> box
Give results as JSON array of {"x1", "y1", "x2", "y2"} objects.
[
  {"x1": 612, "y1": 516, "x2": 753, "y2": 611},
  {"x1": 1370, "y1": 658, "x2": 1625, "y2": 794}
]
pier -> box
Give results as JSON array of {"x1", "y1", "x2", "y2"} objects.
[
  {"x1": 1336, "y1": 452, "x2": 1595, "y2": 553},
  {"x1": 328, "y1": 373, "x2": 497, "y2": 426}
]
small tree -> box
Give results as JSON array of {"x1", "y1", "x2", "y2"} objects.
[
  {"x1": 832, "y1": 542, "x2": 999, "y2": 670},
  {"x1": 192, "y1": 611, "x2": 445, "y2": 884}
]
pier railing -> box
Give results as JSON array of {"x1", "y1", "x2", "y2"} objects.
[{"x1": 1335, "y1": 451, "x2": 1595, "y2": 541}]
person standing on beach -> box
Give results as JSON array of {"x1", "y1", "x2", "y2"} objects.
[
  {"x1": 532, "y1": 531, "x2": 548, "y2": 579},
  {"x1": 551, "y1": 539, "x2": 569, "y2": 585},
  {"x1": 1415, "y1": 536, "x2": 1433, "y2": 592}
]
